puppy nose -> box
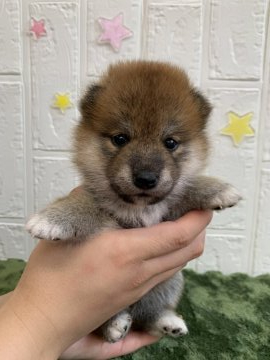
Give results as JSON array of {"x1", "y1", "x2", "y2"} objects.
[{"x1": 133, "y1": 171, "x2": 158, "y2": 190}]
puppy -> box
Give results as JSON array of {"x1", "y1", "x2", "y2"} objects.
[{"x1": 27, "y1": 61, "x2": 241, "y2": 342}]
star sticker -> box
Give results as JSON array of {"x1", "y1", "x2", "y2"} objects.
[
  {"x1": 30, "y1": 18, "x2": 47, "y2": 40},
  {"x1": 98, "y1": 13, "x2": 133, "y2": 52},
  {"x1": 220, "y1": 112, "x2": 255, "y2": 146},
  {"x1": 52, "y1": 93, "x2": 73, "y2": 114}
]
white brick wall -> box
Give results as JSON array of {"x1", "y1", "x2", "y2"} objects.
[
  {"x1": 209, "y1": 0, "x2": 266, "y2": 80},
  {"x1": 145, "y1": 1, "x2": 202, "y2": 84},
  {"x1": 87, "y1": 0, "x2": 142, "y2": 76},
  {"x1": 30, "y1": 2, "x2": 79, "y2": 150},
  {"x1": 0, "y1": 0, "x2": 269, "y2": 274},
  {"x1": 0, "y1": 0, "x2": 22, "y2": 74}
]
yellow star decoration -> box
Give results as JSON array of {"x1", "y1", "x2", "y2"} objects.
[
  {"x1": 53, "y1": 93, "x2": 73, "y2": 114},
  {"x1": 220, "y1": 112, "x2": 255, "y2": 146}
]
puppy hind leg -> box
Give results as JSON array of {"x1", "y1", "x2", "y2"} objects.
[
  {"x1": 101, "y1": 310, "x2": 132, "y2": 343},
  {"x1": 149, "y1": 309, "x2": 188, "y2": 338}
]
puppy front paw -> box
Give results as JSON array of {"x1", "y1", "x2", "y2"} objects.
[
  {"x1": 26, "y1": 212, "x2": 77, "y2": 241},
  {"x1": 210, "y1": 184, "x2": 242, "y2": 210},
  {"x1": 102, "y1": 311, "x2": 132, "y2": 343},
  {"x1": 150, "y1": 310, "x2": 188, "y2": 337}
]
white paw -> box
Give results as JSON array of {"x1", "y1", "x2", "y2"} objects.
[
  {"x1": 105, "y1": 312, "x2": 132, "y2": 343},
  {"x1": 211, "y1": 184, "x2": 242, "y2": 210},
  {"x1": 151, "y1": 310, "x2": 188, "y2": 337},
  {"x1": 26, "y1": 213, "x2": 67, "y2": 241}
]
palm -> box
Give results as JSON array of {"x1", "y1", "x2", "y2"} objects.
[{"x1": 60, "y1": 331, "x2": 159, "y2": 359}]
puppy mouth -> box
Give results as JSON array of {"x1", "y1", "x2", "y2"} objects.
[
  {"x1": 137, "y1": 193, "x2": 151, "y2": 197},
  {"x1": 110, "y1": 182, "x2": 171, "y2": 205},
  {"x1": 115, "y1": 189, "x2": 166, "y2": 205},
  {"x1": 119, "y1": 193, "x2": 163, "y2": 205}
]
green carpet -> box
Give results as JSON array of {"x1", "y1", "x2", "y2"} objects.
[{"x1": 1, "y1": 260, "x2": 270, "y2": 359}]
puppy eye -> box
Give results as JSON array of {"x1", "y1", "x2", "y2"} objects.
[
  {"x1": 111, "y1": 134, "x2": 129, "y2": 147},
  {"x1": 164, "y1": 138, "x2": 179, "y2": 151}
]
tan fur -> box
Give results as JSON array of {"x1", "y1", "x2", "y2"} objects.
[
  {"x1": 74, "y1": 61, "x2": 210, "y2": 214},
  {"x1": 27, "y1": 61, "x2": 241, "y2": 342}
]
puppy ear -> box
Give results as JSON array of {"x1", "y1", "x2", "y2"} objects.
[
  {"x1": 191, "y1": 89, "x2": 212, "y2": 122},
  {"x1": 79, "y1": 84, "x2": 102, "y2": 118}
]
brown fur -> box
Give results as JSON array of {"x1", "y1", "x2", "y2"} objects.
[
  {"x1": 27, "y1": 61, "x2": 241, "y2": 342},
  {"x1": 74, "y1": 61, "x2": 211, "y2": 210}
]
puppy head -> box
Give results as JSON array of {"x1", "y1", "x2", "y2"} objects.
[{"x1": 74, "y1": 61, "x2": 211, "y2": 205}]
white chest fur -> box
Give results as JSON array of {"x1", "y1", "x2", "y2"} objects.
[
  {"x1": 118, "y1": 201, "x2": 168, "y2": 228},
  {"x1": 107, "y1": 198, "x2": 168, "y2": 228},
  {"x1": 141, "y1": 202, "x2": 168, "y2": 227}
]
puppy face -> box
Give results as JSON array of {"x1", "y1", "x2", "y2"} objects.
[{"x1": 74, "y1": 61, "x2": 211, "y2": 206}]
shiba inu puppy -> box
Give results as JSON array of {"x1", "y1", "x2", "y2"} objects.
[{"x1": 27, "y1": 61, "x2": 241, "y2": 342}]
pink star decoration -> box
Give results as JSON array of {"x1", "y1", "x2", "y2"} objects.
[
  {"x1": 30, "y1": 18, "x2": 47, "y2": 40},
  {"x1": 98, "y1": 13, "x2": 133, "y2": 52}
]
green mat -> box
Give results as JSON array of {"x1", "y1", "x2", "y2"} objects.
[{"x1": 1, "y1": 260, "x2": 270, "y2": 359}]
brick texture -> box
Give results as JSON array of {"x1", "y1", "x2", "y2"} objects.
[{"x1": 0, "y1": 0, "x2": 269, "y2": 274}]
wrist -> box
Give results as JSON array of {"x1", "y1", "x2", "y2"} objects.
[{"x1": 0, "y1": 291, "x2": 62, "y2": 360}]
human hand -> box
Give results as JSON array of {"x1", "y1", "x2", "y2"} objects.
[
  {"x1": 60, "y1": 331, "x2": 159, "y2": 359},
  {"x1": 0, "y1": 293, "x2": 159, "y2": 360},
  {"x1": 0, "y1": 209, "x2": 212, "y2": 360}
]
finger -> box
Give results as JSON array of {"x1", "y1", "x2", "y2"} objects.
[
  {"x1": 99, "y1": 331, "x2": 160, "y2": 359},
  {"x1": 131, "y1": 232, "x2": 205, "y2": 295},
  {"x1": 60, "y1": 332, "x2": 159, "y2": 359},
  {"x1": 143, "y1": 231, "x2": 205, "y2": 277},
  {"x1": 143, "y1": 266, "x2": 183, "y2": 293},
  {"x1": 124, "y1": 210, "x2": 212, "y2": 260}
]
